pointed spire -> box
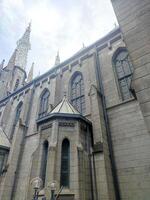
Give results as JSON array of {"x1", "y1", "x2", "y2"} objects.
[
  {"x1": 6, "y1": 49, "x2": 18, "y2": 69},
  {"x1": 54, "y1": 51, "x2": 60, "y2": 66},
  {"x1": 0, "y1": 59, "x2": 5, "y2": 70},
  {"x1": 27, "y1": 62, "x2": 34, "y2": 82},
  {"x1": 17, "y1": 22, "x2": 31, "y2": 49},
  {"x1": 7, "y1": 23, "x2": 31, "y2": 70}
]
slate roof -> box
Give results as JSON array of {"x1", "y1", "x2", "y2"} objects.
[{"x1": 50, "y1": 95, "x2": 80, "y2": 115}]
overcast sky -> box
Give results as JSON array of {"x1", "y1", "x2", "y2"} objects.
[{"x1": 0, "y1": 0, "x2": 118, "y2": 77}]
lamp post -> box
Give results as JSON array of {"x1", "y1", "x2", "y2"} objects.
[
  {"x1": 33, "y1": 180, "x2": 40, "y2": 200},
  {"x1": 30, "y1": 177, "x2": 43, "y2": 200},
  {"x1": 49, "y1": 181, "x2": 56, "y2": 200}
]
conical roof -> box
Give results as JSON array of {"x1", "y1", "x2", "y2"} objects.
[
  {"x1": 0, "y1": 127, "x2": 10, "y2": 149},
  {"x1": 50, "y1": 95, "x2": 80, "y2": 115},
  {"x1": 37, "y1": 95, "x2": 92, "y2": 126}
]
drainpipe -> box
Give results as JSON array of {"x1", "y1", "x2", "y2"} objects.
[
  {"x1": 11, "y1": 83, "x2": 35, "y2": 200},
  {"x1": 88, "y1": 126, "x2": 97, "y2": 200},
  {"x1": 94, "y1": 48, "x2": 121, "y2": 199},
  {"x1": 91, "y1": 153, "x2": 98, "y2": 200}
]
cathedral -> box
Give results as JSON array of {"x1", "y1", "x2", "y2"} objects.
[{"x1": 1, "y1": 1, "x2": 150, "y2": 199}]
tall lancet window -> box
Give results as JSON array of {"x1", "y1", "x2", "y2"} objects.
[
  {"x1": 70, "y1": 72, "x2": 85, "y2": 114},
  {"x1": 0, "y1": 148, "x2": 9, "y2": 175},
  {"x1": 41, "y1": 140, "x2": 49, "y2": 186},
  {"x1": 60, "y1": 139, "x2": 70, "y2": 188},
  {"x1": 39, "y1": 89, "x2": 50, "y2": 118},
  {"x1": 113, "y1": 48, "x2": 134, "y2": 100},
  {"x1": 10, "y1": 101, "x2": 23, "y2": 140}
]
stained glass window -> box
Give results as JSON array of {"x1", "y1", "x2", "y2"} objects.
[
  {"x1": 70, "y1": 73, "x2": 85, "y2": 114},
  {"x1": 60, "y1": 139, "x2": 70, "y2": 187},
  {"x1": 39, "y1": 89, "x2": 50, "y2": 118},
  {"x1": 113, "y1": 48, "x2": 134, "y2": 100}
]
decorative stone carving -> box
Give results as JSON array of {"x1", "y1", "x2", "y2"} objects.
[
  {"x1": 59, "y1": 122, "x2": 75, "y2": 127},
  {"x1": 41, "y1": 123, "x2": 52, "y2": 131}
]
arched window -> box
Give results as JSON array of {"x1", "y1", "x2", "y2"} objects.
[
  {"x1": 10, "y1": 102, "x2": 23, "y2": 139},
  {"x1": 40, "y1": 140, "x2": 49, "y2": 187},
  {"x1": 39, "y1": 89, "x2": 50, "y2": 118},
  {"x1": 113, "y1": 48, "x2": 134, "y2": 100},
  {"x1": 14, "y1": 79, "x2": 20, "y2": 91},
  {"x1": 0, "y1": 148, "x2": 9, "y2": 175},
  {"x1": 60, "y1": 139, "x2": 70, "y2": 188},
  {"x1": 70, "y1": 72, "x2": 85, "y2": 114}
]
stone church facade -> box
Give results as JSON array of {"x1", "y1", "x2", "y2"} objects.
[{"x1": 0, "y1": 12, "x2": 150, "y2": 200}]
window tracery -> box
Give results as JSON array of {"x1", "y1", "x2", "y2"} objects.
[
  {"x1": 113, "y1": 48, "x2": 134, "y2": 100},
  {"x1": 70, "y1": 72, "x2": 85, "y2": 114}
]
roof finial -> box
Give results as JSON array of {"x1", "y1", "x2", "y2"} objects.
[
  {"x1": 54, "y1": 50, "x2": 60, "y2": 66},
  {"x1": 27, "y1": 62, "x2": 34, "y2": 82},
  {"x1": 27, "y1": 20, "x2": 32, "y2": 32}
]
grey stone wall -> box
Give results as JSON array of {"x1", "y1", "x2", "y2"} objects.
[
  {"x1": 108, "y1": 100, "x2": 150, "y2": 199},
  {"x1": 111, "y1": 0, "x2": 150, "y2": 132},
  {"x1": 1, "y1": 26, "x2": 149, "y2": 200}
]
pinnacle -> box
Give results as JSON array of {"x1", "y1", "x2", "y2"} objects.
[
  {"x1": 54, "y1": 51, "x2": 60, "y2": 66},
  {"x1": 27, "y1": 62, "x2": 34, "y2": 82}
]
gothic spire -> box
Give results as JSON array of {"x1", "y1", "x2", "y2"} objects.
[
  {"x1": 54, "y1": 51, "x2": 60, "y2": 66},
  {"x1": 17, "y1": 22, "x2": 31, "y2": 49},
  {"x1": 7, "y1": 23, "x2": 31, "y2": 70},
  {"x1": 7, "y1": 49, "x2": 18, "y2": 69},
  {"x1": 27, "y1": 62, "x2": 34, "y2": 82}
]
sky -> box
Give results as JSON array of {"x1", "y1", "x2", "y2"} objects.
[{"x1": 0, "y1": 0, "x2": 118, "y2": 77}]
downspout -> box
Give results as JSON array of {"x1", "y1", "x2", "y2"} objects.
[
  {"x1": 91, "y1": 153, "x2": 98, "y2": 200},
  {"x1": 11, "y1": 82, "x2": 35, "y2": 200},
  {"x1": 88, "y1": 126, "x2": 96, "y2": 200},
  {"x1": 94, "y1": 48, "x2": 121, "y2": 199}
]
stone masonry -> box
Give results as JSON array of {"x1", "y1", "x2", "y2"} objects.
[{"x1": 0, "y1": 22, "x2": 150, "y2": 200}]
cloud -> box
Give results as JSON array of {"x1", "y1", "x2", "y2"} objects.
[{"x1": 0, "y1": 0, "x2": 117, "y2": 77}]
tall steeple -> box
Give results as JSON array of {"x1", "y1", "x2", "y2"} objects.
[
  {"x1": 7, "y1": 49, "x2": 18, "y2": 69},
  {"x1": 7, "y1": 23, "x2": 31, "y2": 70},
  {"x1": 54, "y1": 51, "x2": 60, "y2": 66},
  {"x1": 27, "y1": 62, "x2": 34, "y2": 82}
]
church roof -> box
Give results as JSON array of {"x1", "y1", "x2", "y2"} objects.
[
  {"x1": 0, "y1": 27, "x2": 121, "y2": 105},
  {"x1": 37, "y1": 95, "x2": 92, "y2": 125},
  {"x1": 0, "y1": 127, "x2": 10, "y2": 149},
  {"x1": 50, "y1": 95, "x2": 80, "y2": 115}
]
